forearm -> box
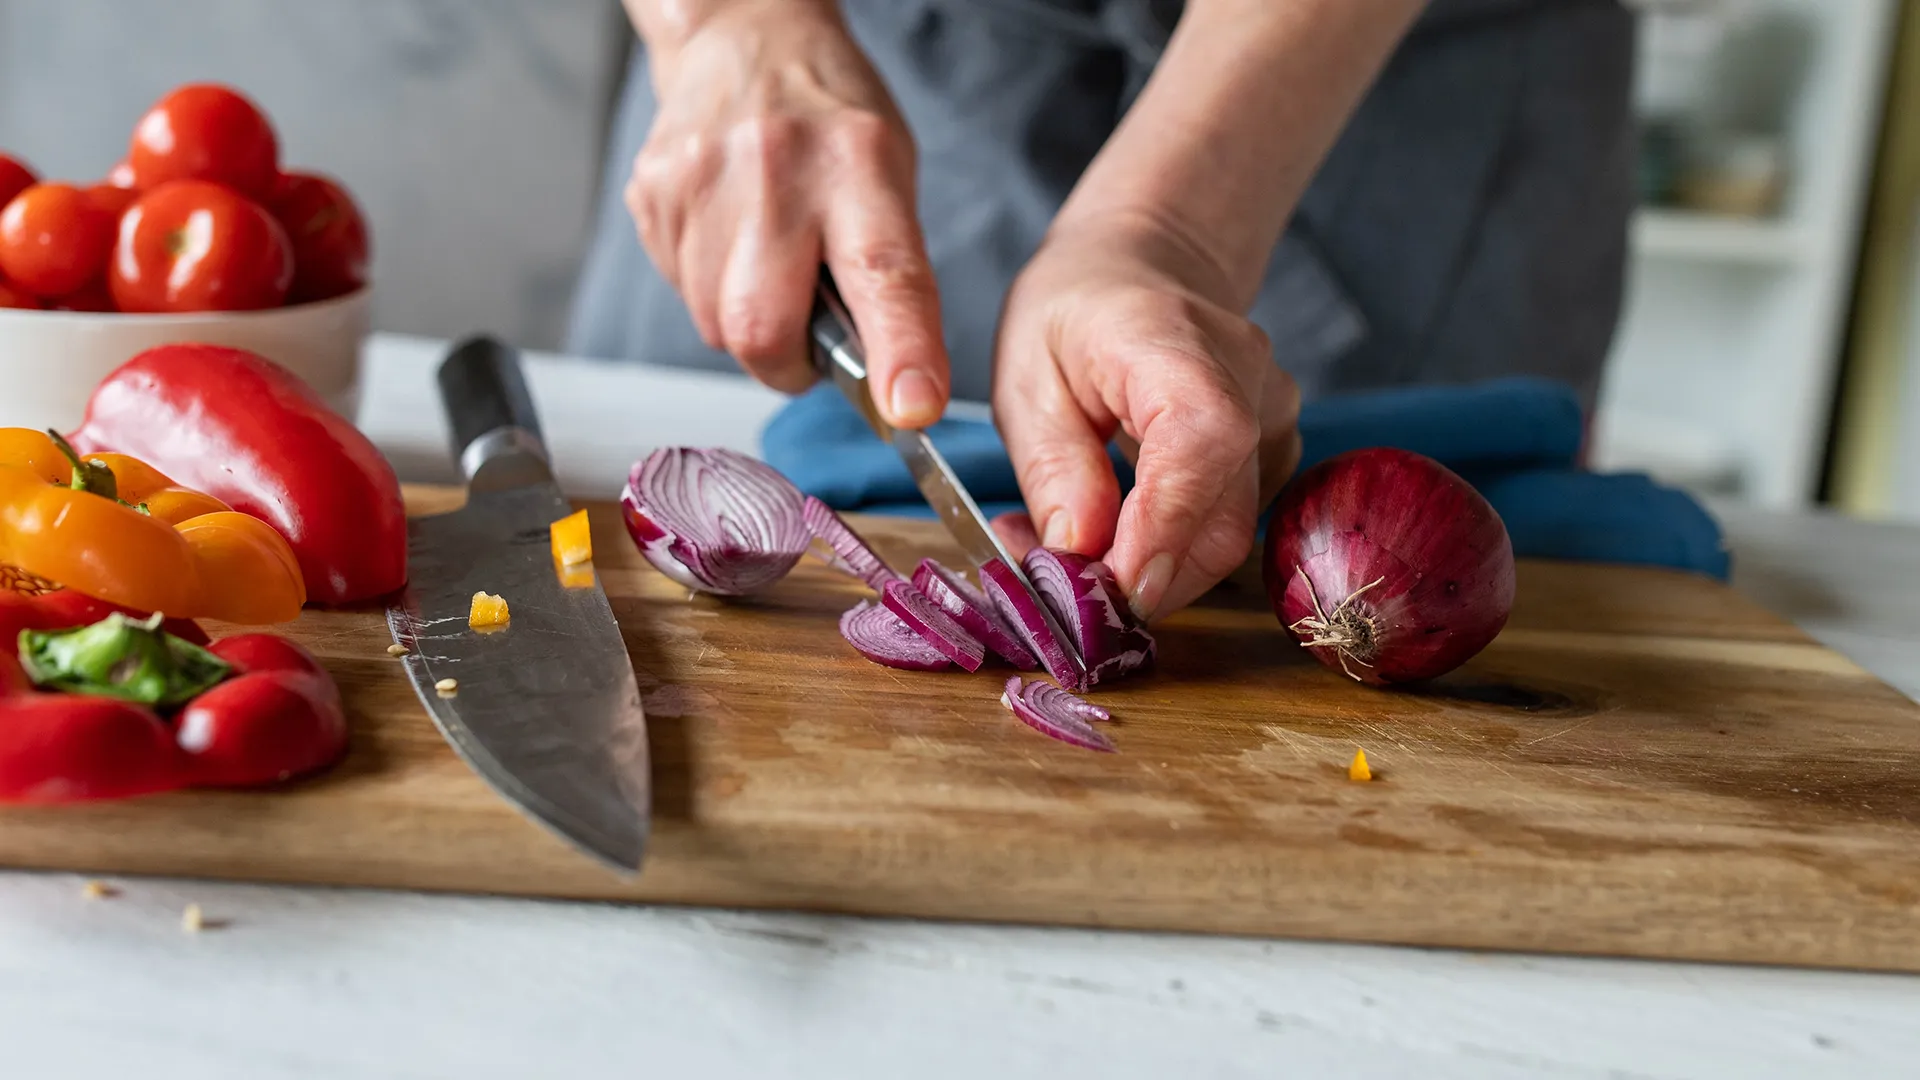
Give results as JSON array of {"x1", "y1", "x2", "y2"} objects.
[{"x1": 1055, "y1": 0, "x2": 1424, "y2": 311}]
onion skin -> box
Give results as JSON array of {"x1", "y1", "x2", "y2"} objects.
[
  {"x1": 1022, "y1": 549, "x2": 1156, "y2": 688},
  {"x1": 1263, "y1": 447, "x2": 1515, "y2": 685},
  {"x1": 911, "y1": 559, "x2": 1039, "y2": 670},
  {"x1": 1000, "y1": 676, "x2": 1114, "y2": 752},
  {"x1": 839, "y1": 600, "x2": 953, "y2": 671},
  {"x1": 620, "y1": 448, "x2": 810, "y2": 595}
]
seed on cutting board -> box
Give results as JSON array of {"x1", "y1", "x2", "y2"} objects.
[
  {"x1": 181, "y1": 903, "x2": 205, "y2": 932},
  {"x1": 386, "y1": 643, "x2": 409, "y2": 657},
  {"x1": 435, "y1": 678, "x2": 459, "y2": 697}
]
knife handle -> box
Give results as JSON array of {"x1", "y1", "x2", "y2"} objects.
[{"x1": 438, "y1": 335, "x2": 549, "y2": 482}]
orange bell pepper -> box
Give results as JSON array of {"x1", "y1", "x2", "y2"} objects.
[{"x1": 0, "y1": 429, "x2": 306, "y2": 623}]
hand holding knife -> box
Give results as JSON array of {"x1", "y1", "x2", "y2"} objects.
[{"x1": 808, "y1": 270, "x2": 1086, "y2": 684}]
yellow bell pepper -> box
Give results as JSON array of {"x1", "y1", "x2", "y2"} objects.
[{"x1": 0, "y1": 429, "x2": 306, "y2": 623}]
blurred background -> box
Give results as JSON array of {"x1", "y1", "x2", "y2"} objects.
[{"x1": 0, "y1": 0, "x2": 1916, "y2": 523}]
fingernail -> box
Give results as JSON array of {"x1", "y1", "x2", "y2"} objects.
[
  {"x1": 888, "y1": 369, "x2": 942, "y2": 428},
  {"x1": 1128, "y1": 552, "x2": 1177, "y2": 622},
  {"x1": 1041, "y1": 515, "x2": 1074, "y2": 552}
]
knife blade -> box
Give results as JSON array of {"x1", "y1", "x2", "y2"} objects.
[
  {"x1": 808, "y1": 271, "x2": 1085, "y2": 680},
  {"x1": 385, "y1": 335, "x2": 651, "y2": 874}
]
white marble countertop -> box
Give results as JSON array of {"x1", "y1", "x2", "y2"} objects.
[{"x1": 7, "y1": 332, "x2": 1920, "y2": 1079}]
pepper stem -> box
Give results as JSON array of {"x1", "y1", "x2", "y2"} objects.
[
  {"x1": 18, "y1": 612, "x2": 231, "y2": 708},
  {"x1": 1288, "y1": 566, "x2": 1386, "y2": 681},
  {"x1": 47, "y1": 430, "x2": 119, "y2": 501}
]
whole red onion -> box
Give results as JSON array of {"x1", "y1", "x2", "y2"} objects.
[{"x1": 1262, "y1": 447, "x2": 1515, "y2": 685}]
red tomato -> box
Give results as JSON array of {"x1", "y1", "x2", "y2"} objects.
[
  {"x1": 125, "y1": 84, "x2": 279, "y2": 201},
  {"x1": 0, "y1": 278, "x2": 39, "y2": 309},
  {"x1": 0, "y1": 154, "x2": 36, "y2": 210},
  {"x1": 0, "y1": 183, "x2": 118, "y2": 298},
  {"x1": 48, "y1": 281, "x2": 113, "y2": 312},
  {"x1": 105, "y1": 160, "x2": 137, "y2": 190},
  {"x1": 268, "y1": 171, "x2": 370, "y2": 303},
  {"x1": 85, "y1": 182, "x2": 137, "y2": 219},
  {"x1": 110, "y1": 180, "x2": 293, "y2": 313}
]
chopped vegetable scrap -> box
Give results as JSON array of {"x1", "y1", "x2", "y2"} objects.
[
  {"x1": 550, "y1": 509, "x2": 593, "y2": 566},
  {"x1": 81, "y1": 880, "x2": 117, "y2": 900},
  {"x1": 1001, "y1": 677, "x2": 1114, "y2": 753},
  {"x1": 468, "y1": 591, "x2": 509, "y2": 631},
  {"x1": 1349, "y1": 748, "x2": 1372, "y2": 782},
  {"x1": 181, "y1": 903, "x2": 205, "y2": 933},
  {"x1": 620, "y1": 447, "x2": 809, "y2": 595}
]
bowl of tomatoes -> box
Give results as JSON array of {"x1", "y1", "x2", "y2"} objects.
[{"x1": 0, "y1": 83, "x2": 372, "y2": 430}]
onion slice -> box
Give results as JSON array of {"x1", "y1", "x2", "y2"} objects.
[
  {"x1": 839, "y1": 600, "x2": 953, "y2": 671},
  {"x1": 1022, "y1": 549, "x2": 1156, "y2": 688},
  {"x1": 880, "y1": 579, "x2": 986, "y2": 672},
  {"x1": 1000, "y1": 676, "x2": 1114, "y2": 753},
  {"x1": 911, "y1": 559, "x2": 1039, "y2": 670},
  {"x1": 621, "y1": 448, "x2": 810, "y2": 595},
  {"x1": 979, "y1": 557, "x2": 1084, "y2": 690},
  {"x1": 802, "y1": 496, "x2": 900, "y2": 590}
]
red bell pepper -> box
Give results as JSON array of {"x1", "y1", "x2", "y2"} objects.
[
  {"x1": 69, "y1": 343, "x2": 408, "y2": 605},
  {"x1": 175, "y1": 634, "x2": 347, "y2": 787},
  {"x1": 0, "y1": 608, "x2": 347, "y2": 803}
]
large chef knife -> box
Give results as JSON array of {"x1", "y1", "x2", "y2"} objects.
[
  {"x1": 386, "y1": 336, "x2": 651, "y2": 873},
  {"x1": 808, "y1": 272, "x2": 1085, "y2": 682}
]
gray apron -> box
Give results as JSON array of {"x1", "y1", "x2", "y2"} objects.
[{"x1": 567, "y1": 0, "x2": 1636, "y2": 410}]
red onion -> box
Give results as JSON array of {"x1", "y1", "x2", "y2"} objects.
[
  {"x1": 838, "y1": 600, "x2": 953, "y2": 671},
  {"x1": 1022, "y1": 548, "x2": 1156, "y2": 687},
  {"x1": 803, "y1": 496, "x2": 900, "y2": 590},
  {"x1": 621, "y1": 448, "x2": 810, "y2": 595},
  {"x1": 1000, "y1": 677, "x2": 1113, "y2": 753},
  {"x1": 1263, "y1": 447, "x2": 1515, "y2": 685},
  {"x1": 881, "y1": 579, "x2": 986, "y2": 672},
  {"x1": 979, "y1": 558, "x2": 1084, "y2": 690},
  {"x1": 910, "y1": 560, "x2": 1039, "y2": 670}
]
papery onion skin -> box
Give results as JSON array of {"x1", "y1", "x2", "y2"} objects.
[
  {"x1": 839, "y1": 599, "x2": 953, "y2": 671},
  {"x1": 911, "y1": 559, "x2": 1039, "y2": 670},
  {"x1": 881, "y1": 579, "x2": 986, "y2": 672},
  {"x1": 621, "y1": 448, "x2": 810, "y2": 595},
  {"x1": 980, "y1": 557, "x2": 1084, "y2": 690},
  {"x1": 1022, "y1": 548, "x2": 1155, "y2": 688},
  {"x1": 1262, "y1": 447, "x2": 1515, "y2": 685},
  {"x1": 1000, "y1": 677, "x2": 1114, "y2": 752}
]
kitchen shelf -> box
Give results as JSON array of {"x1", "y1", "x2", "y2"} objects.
[{"x1": 1631, "y1": 208, "x2": 1811, "y2": 265}]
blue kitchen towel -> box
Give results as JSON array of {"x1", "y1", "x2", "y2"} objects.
[{"x1": 761, "y1": 377, "x2": 1731, "y2": 580}]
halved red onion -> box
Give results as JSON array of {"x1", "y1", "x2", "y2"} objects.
[
  {"x1": 621, "y1": 448, "x2": 810, "y2": 595},
  {"x1": 881, "y1": 579, "x2": 986, "y2": 672},
  {"x1": 1000, "y1": 676, "x2": 1114, "y2": 753},
  {"x1": 911, "y1": 559, "x2": 1038, "y2": 670},
  {"x1": 839, "y1": 600, "x2": 953, "y2": 671},
  {"x1": 979, "y1": 557, "x2": 1084, "y2": 690},
  {"x1": 1022, "y1": 549, "x2": 1157, "y2": 687},
  {"x1": 802, "y1": 496, "x2": 900, "y2": 590}
]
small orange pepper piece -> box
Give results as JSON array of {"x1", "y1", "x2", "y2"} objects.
[
  {"x1": 469, "y1": 591, "x2": 510, "y2": 630},
  {"x1": 550, "y1": 509, "x2": 592, "y2": 567},
  {"x1": 1348, "y1": 748, "x2": 1372, "y2": 782}
]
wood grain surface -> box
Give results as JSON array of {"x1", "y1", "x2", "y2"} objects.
[{"x1": 2, "y1": 488, "x2": 1918, "y2": 972}]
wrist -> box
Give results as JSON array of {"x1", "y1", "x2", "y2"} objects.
[
  {"x1": 625, "y1": 0, "x2": 842, "y2": 73},
  {"x1": 1045, "y1": 203, "x2": 1246, "y2": 314}
]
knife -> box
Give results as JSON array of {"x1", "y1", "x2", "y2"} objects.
[
  {"x1": 385, "y1": 336, "x2": 651, "y2": 874},
  {"x1": 808, "y1": 271, "x2": 1085, "y2": 682}
]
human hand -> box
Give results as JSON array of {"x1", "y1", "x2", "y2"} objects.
[
  {"x1": 625, "y1": 0, "x2": 949, "y2": 427},
  {"x1": 990, "y1": 212, "x2": 1302, "y2": 620}
]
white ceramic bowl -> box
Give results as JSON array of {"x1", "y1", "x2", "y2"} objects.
[{"x1": 0, "y1": 286, "x2": 370, "y2": 431}]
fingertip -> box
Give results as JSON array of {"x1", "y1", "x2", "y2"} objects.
[{"x1": 885, "y1": 367, "x2": 946, "y2": 429}]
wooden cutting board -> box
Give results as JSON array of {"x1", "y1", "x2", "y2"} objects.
[{"x1": 4, "y1": 487, "x2": 1919, "y2": 973}]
